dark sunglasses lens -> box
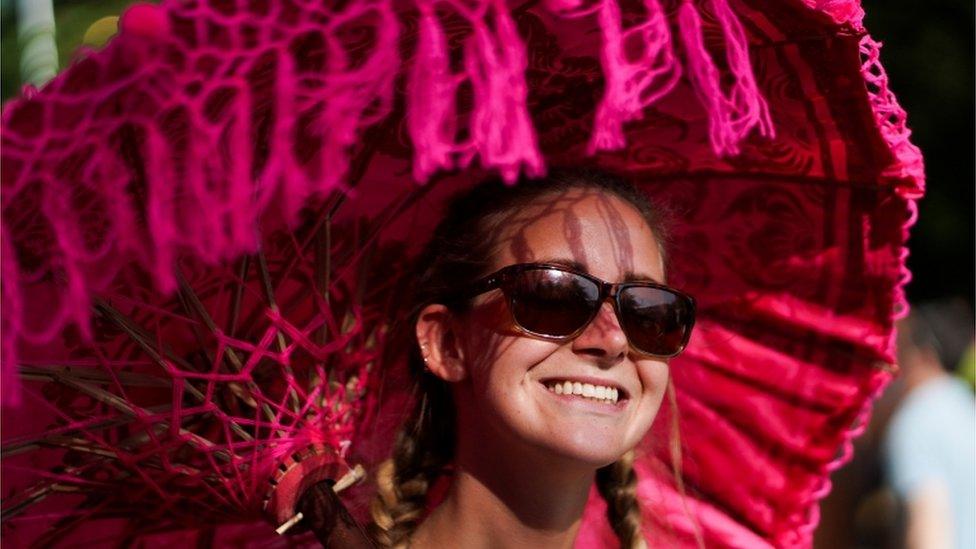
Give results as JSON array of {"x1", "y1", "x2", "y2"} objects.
[
  {"x1": 618, "y1": 287, "x2": 694, "y2": 356},
  {"x1": 508, "y1": 269, "x2": 599, "y2": 337}
]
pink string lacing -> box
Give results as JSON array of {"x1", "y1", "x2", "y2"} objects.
[
  {"x1": 408, "y1": 0, "x2": 545, "y2": 182},
  {"x1": 858, "y1": 35, "x2": 925, "y2": 198},
  {"x1": 586, "y1": 0, "x2": 681, "y2": 154},
  {"x1": 2, "y1": 240, "x2": 387, "y2": 532},
  {"x1": 675, "y1": 0, "x2": 774, "y2": 156}
]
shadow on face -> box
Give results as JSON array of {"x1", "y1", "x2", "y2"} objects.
[{"x1": 459, "y1": 188, "x2": 665, "y2": 374}]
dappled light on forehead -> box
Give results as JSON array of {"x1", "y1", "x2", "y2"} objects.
[
  {"x1": 593, "y1": 193, "x2": 645, "y2": 279},
  {"x1": 488, "y1": 189, "x2": 661, "y2": 279},
  {"x1": 531, "y1": 258, "x2": 662, "y2": 284}
]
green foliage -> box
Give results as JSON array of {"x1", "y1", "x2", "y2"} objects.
[{"x1": 1, "y1": 0, "x2": 136, "y2": 100}]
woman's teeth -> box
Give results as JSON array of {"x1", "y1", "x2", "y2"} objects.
[{"x1": 544, "y1": 381, "x2": 619, "y2": 404}]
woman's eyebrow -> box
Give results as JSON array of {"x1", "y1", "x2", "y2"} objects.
[
  {"x1": 622, "y1": 270, "x2": 662, "y2": 284},
  {"x1": 538, "y1": 257, "x2": 587, "y2": 272}
]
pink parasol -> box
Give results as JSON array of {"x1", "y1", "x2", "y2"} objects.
[{"x1": 0, "y1": 0, "x2": 922, "y2": 546}]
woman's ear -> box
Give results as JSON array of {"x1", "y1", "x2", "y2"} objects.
[{"x1": 416, "y1": 304, "x2": 467, "y2": 382}]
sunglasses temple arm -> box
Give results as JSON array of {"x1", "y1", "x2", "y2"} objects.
[{"x1": 445, "y1": 274, "x2": 502, "y2": 303}]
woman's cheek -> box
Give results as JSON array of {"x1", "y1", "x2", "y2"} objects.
[
  {"x1": 638, "y1": 359, "x2": 670, "y2": 395},
  {"x1": 633, "y1": 360, "x2": 670, "y2": 432}
]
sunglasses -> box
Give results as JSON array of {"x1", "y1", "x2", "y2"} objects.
[{"x1": 459, "y1": 263, "x2": 696, "y2": 357}]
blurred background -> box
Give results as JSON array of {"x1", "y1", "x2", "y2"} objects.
[{"x1": 1, "y1": 0, "x2": 973, "y2": 547}]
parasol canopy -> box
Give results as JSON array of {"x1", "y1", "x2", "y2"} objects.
[{"x1": 0, "y1": 0, "x2": 923, "y2": 546}]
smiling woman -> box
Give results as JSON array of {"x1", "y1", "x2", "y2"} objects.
[{"x1": 367, "y1": 167, "x2": 691, "y2": 548}]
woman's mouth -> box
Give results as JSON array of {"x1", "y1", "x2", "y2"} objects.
[{"x1": 539, "y1": 378, "x2": 627, "y2": 406}]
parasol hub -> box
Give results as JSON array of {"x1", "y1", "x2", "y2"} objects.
[{"x1": 261, "y1": 444, "x2": 362, "y2": 533}]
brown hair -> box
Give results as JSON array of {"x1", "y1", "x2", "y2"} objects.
[{"x1": 368, "y1": 167, "x2": 669, "y2": 548}]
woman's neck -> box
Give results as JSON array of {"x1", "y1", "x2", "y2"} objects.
[{"x1": 409, "y1": 436, "x2": 594, "y2": 548}]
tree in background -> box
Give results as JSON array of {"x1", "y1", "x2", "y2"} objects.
[{"x1": 13, "y1": 0, "x2": 58, "y2": 87}]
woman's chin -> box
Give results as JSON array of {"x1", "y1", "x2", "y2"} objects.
[{"x1": 527, "y1": 433, "x2": 634, "y2": 469}]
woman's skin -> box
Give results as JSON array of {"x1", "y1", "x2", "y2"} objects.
[{"x1": 413, "y1": 188, "x2": 668, "y2": 548}]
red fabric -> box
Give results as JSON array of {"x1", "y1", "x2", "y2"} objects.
[{"x1": 0, "y1": 0, "x2": 922, "y2": 547}]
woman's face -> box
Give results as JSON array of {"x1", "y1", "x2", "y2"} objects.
[{"x1": 453, "y1": 188, "x2": 669, "y2": 468}]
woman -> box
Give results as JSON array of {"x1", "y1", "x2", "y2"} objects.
[
  {"x1": 0, "y1": 0, "x2": 923, "y2": 545},
  {"x1": 367, "y1": 168, "x2": 696, "y2": 548}
]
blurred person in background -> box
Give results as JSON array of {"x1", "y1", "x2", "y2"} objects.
[{"x1": 884, "y1": 299, "x2": 976, "y2": 549}]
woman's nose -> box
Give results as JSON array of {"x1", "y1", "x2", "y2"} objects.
[{"x1": 571, "y1": 301, "x2": 628, "y2": 362}]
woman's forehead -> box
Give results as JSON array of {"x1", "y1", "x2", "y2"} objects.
[{"x1": 489, "y1": 189, "x2": 664, "y2": 281}]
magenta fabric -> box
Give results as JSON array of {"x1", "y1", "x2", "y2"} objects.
[{"x1": 0, "y1": 0, "x2": 922, "y2": 547}]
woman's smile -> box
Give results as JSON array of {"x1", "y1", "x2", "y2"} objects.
[
  {"x1": 537, "y1": 378, "x2": 629, "y2": 413},
  {"x1": 542, "y1": 378, "x2": 623, "y2": 405}
]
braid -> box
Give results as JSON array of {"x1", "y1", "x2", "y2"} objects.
[
  {"x1": 368, "y1": 443, "x2": 430, "y2": 548},
  {"x1": 369, "y1": 378, "x2": 455, "y2": 547},
  {"x1": 596, "y1": 450, "x2": 647, "y2": 549}
]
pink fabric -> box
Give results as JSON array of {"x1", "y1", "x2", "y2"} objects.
[{"x1": 0, "y1": 0, "x2": 923, "y2": 547}]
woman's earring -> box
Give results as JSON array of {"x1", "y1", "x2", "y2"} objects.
[{"x1": 420, "y1": 343, "x2": 430, "y2": 368}]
